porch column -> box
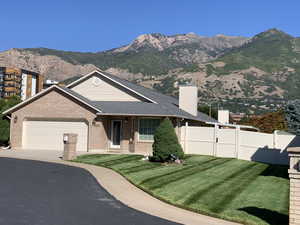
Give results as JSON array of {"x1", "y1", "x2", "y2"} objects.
[
  {"x1": 288, "y1": 147, "x2": 300, "y2": 225},
  {"x1": 129, "y1": 117, "x2": 136, "y2": 152},
  {"x1": 175, "y1": 118, "x2": 181, "y2": 140},
  {"x1": 133, "y1": 117, "x2": 139, "y2": 152}
]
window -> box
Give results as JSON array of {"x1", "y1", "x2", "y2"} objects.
[{"x1": 139, "y1": 119, "x2": 161, "y2": 141}]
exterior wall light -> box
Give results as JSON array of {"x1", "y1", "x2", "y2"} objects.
[{"x1": 124, "y1": 117, "x2": 129, "y2": 123}]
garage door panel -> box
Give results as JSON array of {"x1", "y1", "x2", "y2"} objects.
[{"x1": 23, "y1": 120, "x2": 88, "y2": 151}]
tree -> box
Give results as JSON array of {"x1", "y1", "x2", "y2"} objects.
[
  {"x1": 151, "y1": 118, "x2": 184, "y2": 162},
  {"x1": 239, "y1": 110, "x2": 288, "y2": 133},
  {"x1": 198, "y1": 105, "x2": 218, "y2": 120},
  {"x1": 0, "y1": 96, "x2": 21, "y2": 144},
  {"x1": 285, "y1": 100, "x2": 300, "y2": 135}
]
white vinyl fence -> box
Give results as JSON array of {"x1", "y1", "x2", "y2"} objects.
[{"x1": 180, "y1": 124, "x2": 299, "y2": 165}]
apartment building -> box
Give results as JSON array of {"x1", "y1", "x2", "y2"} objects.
[{"x1": 0, "y1": 67, "x2": 43, "y2": 100}]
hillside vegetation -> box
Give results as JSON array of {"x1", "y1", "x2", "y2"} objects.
[
  {"x1": 0, "y1": 28, "x2": 299, "y2": 113},
  {"x1": 204, "y1": 29, "x2": 300, "y2": 99}
]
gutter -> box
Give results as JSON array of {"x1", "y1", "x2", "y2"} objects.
[{"x1": 96, "y1": 112, "x2": 209, "y2": 123}]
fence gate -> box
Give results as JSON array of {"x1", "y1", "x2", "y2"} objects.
[{"x1": 181, "y1": 123, "x2": 296, "y2": 165}]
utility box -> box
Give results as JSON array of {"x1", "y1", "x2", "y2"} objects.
[{"x1": 63, "y1": 133, "x2": 78, "y2": 160}]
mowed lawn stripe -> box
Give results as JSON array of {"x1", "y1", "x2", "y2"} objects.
[
  {"x1": 76, "y1": 154, "x2": 113, "y2": 160},
  {"x1": 139, "y1": 158, "x2": 219, "y2": 187},
  {"x1": 123, "y1": 155, "x2": 215, "y2": 175},
  {"x1": 128, "y1": 158, "x2": 216, "y2": 185},
  {"x1": 143, "y1": 158, "x2": 234, "y2": 190},
  {"x1": 154, "y1": 159, "x2": 253, "y2": 203},
  {"x1": 121, "y1": 163, "x2": 162, "y2": 174},
  {"x1": 99, "y1": 155, "x2": 142, "y2": 167},
  {"x1": 184, "y1": 162, "x2": 260, "y2": 205},
  {"x1": 210, "y1": 164, "x2": 267, "y2": 213},
  {"x1": 77, "y1": 154, "x2": 129, "y2": 164}
]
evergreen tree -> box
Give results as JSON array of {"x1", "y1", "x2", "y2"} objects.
[
  {"x1": 152, "y1": 118, "x2": 184, "y2": 162},
  {"x1": 285, "y1": 100, "x2": 300, "y2": 135}
]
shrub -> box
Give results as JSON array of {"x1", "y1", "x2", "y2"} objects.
[
  {"x1": 285, "y1": 100, "x2": 300, "y2": 135},
  {"x1": 0, "y1": 119, "x2": 10, "y2": 144},
  {"x1": 151, "y1": 118, "x2": 184, "y2": 162},
  {"x1": 0, "y1": 96, "x2": 21, "y2": 144}
]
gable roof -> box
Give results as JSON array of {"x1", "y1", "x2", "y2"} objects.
[
  {"x1": 67, "y1": 70, "x2": 158, "y2": 104},
  {"x1": 3, "y1": 69, "x2": 217, "y2": 123},
  {"x1": 65, "y1": 69, "x2": 216, "y2": 122},
  {"x1": 2, "y1": 85, "x2": 102, "y2": 115}
]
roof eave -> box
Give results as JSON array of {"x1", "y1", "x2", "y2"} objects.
[
  {"x1": 96, "y1": 112, "x2": 212, "y2": 122},
  {"x1": 2, "y1": 85, "x2": 102, "y2": 115}
]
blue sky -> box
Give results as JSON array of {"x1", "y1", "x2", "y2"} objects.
[{"x1": 0, "y1": 0, "x2": 299, "y2": 52}]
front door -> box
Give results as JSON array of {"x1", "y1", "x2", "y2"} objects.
[{"x1": 111, "y1": 120, "x2": 122, "y2": 148}]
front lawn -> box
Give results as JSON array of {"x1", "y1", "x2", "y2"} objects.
[{"x1": 73, "y1": 154, "x2": 289, "y2": 225}]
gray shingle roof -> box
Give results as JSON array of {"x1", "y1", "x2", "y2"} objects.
[
  {"x1": 65, "y1": 70, "x2": 217, "y2": 123},
  {"x1": 91, "y1": 101, "x2": 216, "y2": 122},
  {"x1": 100, "y1": 71, "x2": 179, "y2": 105}
]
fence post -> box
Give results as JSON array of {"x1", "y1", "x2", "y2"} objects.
[
  {"x1": 184, "y1": 121, "x2": 188, "y2": 153},
  {"x1": 273, "y1": 130, "x2": 278, "y2": 149},
  {"x1": 235, "y1": 125, "x2": 240, "y2": 159},
  {"x1": 213, "y1": 124, "x2": 218, "y2": 156},
  {"x1": 287, "y1": 147, "x2": 300, "y2": 225}
]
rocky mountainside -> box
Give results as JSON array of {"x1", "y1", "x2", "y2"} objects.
[
  {"x1": 199, "y1": 29, "x2": 300, "y2": 100},
  {"x1": 0, "y1": 28, "x2": 299, "y2": 114},
  {"x1": 0, "y1": 49, "x2": 98, "y2": 81},
  {"x1": 0, "y1": 32, "x2": 247, "y2": 80}
]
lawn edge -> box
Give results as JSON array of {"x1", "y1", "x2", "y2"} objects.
[{"x1": 72, "y1": 156, "x2": 274, "y2": 225}]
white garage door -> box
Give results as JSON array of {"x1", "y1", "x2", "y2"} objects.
[{"x1": 22, "y1": 120, "x2": 88, "y2": 151}]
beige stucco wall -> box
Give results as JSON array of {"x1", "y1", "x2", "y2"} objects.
[
  {"x1": 70, "y1": 75, "x2": 142, "y2": 102},
  {"x1": 10, "y1": 89, "x2": 107, "y2": 150}
]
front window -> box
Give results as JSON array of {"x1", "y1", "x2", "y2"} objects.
[{"x1": 139, "y1": 119, "x2": 161, "y2": 141}]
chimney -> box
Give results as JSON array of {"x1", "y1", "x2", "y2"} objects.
[
  {"x1": 179, "y1": 85, "x2": 198, "y2": 116},
  {"x1": 218, "y1": 110, "x2": 229, "y2": 124}
]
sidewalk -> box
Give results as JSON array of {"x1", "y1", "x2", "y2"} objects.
[{"x1": 0, "y1": 150, "x2": 240, "y2": 225}]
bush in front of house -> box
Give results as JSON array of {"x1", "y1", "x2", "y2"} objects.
[{"x1": 151, "y1": 118, "x2": 184, "y2": 162}]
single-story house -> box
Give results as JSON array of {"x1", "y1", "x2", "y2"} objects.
[{"x1": 3, "y1": 70, "x2": 216, "y2": 154}]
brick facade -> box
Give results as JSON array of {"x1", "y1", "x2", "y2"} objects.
[
  {"x1": 288, "y1": 148, "x2": 300, "y2": 225},
  {"x1": 9, "y1": 87, "x2": 172, "y2": 154}
]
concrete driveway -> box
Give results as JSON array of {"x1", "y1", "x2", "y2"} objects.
[{"x1": 0, "y1": 157, "x2": 179, "y2": 225}]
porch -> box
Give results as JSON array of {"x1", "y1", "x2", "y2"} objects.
[{"x1": 93, "y1": 116, "x2": 183, "y2": 155}]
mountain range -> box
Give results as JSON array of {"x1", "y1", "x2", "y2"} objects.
[{"x1": 0, "y1": 28, "x2": 299, "y2": 112}]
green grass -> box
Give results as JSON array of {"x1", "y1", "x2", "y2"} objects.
[{"x1": 73, "y1": 154, "x2": 289, "y2": 225}]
